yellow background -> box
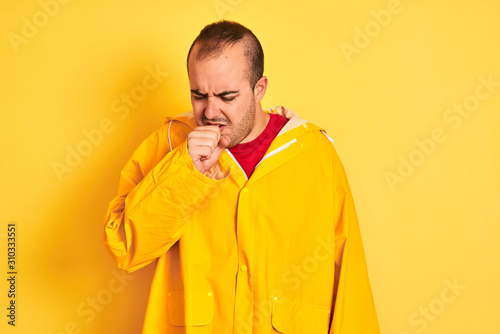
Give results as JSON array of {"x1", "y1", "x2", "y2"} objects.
[{"x1": 1, "y1": 0, "x2": 498, "y2": 333}]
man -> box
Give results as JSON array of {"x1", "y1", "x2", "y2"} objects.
[{"x1": 104, "y1": 20, "x2": 380, "y2": 333}]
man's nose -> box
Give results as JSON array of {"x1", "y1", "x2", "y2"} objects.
[{"x1": 204, "y1": 96, "x2": 220, "y2": 120}]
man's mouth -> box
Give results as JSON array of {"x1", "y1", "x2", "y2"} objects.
[{"x1": 207, "y1": 122, "x2": 227, "y2": 129}]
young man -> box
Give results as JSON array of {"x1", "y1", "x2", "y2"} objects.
[{"x1": 104, "y1": 20, "x2": 380, "y2": 333}]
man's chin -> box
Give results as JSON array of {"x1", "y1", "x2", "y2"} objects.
[{"x1": 226, "y1": 137, "x2": 240, "y2": 149}]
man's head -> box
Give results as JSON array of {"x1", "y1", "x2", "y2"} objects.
[
  {"x1": 187, "y1": 20, "x2": 268, "y2": 148},
  {"x1": 187, "y1": 20, "x2": 264, "y2": 89}
]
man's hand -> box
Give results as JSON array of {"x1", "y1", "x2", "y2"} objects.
[{"x1": 187, "y1": 125, "x2": 230, "y2": 175}]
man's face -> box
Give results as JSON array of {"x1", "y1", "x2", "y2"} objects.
[{"x1": 188, "y1": 42, "x2": 257, "y2": 148}]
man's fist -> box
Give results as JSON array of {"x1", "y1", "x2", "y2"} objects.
[{"x1": 187, "y1": 125, "x2": 230, "y2": 175}]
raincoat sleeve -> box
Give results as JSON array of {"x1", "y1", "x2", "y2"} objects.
[
  {"x1": 329, "y1": 146, "x2": 380, "y2": 333},
  {"x1": 103, "y1": 120, "x2": 228, "y2": 273}
]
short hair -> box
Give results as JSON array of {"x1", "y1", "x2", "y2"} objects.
[{"x1": 187, "y1": 20, "x2": 264, "y2": 89}]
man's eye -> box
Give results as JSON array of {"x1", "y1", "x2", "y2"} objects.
[
  {"x1": 193, "y1": 95, "x2": 206, "y2": 101},
  {"x1": 221, "y1": 96, "x2": 235, "y2": 102}
]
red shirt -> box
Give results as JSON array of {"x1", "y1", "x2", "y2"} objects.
[{"x1": 228, "y1": 113, "x2": 288, "y2": 178}]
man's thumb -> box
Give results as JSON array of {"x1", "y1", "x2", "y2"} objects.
[{"x1": 217, "y1": 135, "x2": 230, "y2": 150}]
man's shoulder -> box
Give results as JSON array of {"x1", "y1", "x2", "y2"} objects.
[
  {"x1": 164, "y1": 111, "x2": 196, "y2": 127},
  {"x1": 165, "y1": 111, "x2": 196, "y2": 138},
  {"x1": 144, "y1": 111, "x2": 197, "y2": 150},
  {"x1": 266, "y1": 105, "x2": 337, "y2": 154},
  {"x1": 131, "y1": 111, "x2": 196, "y2": 160}
]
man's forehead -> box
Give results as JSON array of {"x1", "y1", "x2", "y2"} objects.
[{"x1": 189, "y1": 41, "x2": 247, "y2": 65}]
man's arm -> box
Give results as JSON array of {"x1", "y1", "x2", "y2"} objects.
[
  {"x1": 103, "y1": 120, "x2": 228, "y2": 273},
  {"x1": 328, "y1": 145, "x2": 380, "y2": 333}
]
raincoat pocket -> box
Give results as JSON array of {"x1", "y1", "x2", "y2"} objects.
[
  {"x1": 271, "y1": 298, "x2": 330, "y2": 333},
  {"x1": 167, "y1": 290, "x2": 213, "y2": 327}
]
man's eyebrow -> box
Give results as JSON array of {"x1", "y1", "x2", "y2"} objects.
[
  {"x1": 215, "y1": 90, "x2": 239, "y2": 96},
  {"x1": 190, "y1": 89, "x2": 239, "y2": 96},
  {"x1": 190, "y1": 89, "x2": 206, "y2": 96}
]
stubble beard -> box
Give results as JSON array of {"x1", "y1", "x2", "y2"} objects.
[
  {"x1": 226, "y1": 102, "x2": 256, "y2": 148},
  {"x1": 201, "y1": 101, "x2": 256, "y2": 148}
]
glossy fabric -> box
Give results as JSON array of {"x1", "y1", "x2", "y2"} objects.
[{"x1": 103, "y1": 106, "x2": 380, "y2": 333}]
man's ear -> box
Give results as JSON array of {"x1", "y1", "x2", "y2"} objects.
[{"x1": 253, "y1": 76, "x2": 268, "y2": 103}]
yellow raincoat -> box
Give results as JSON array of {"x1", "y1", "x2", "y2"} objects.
[{"x1": 103, "y1": 106, "x2": 380, "y2": 333}]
